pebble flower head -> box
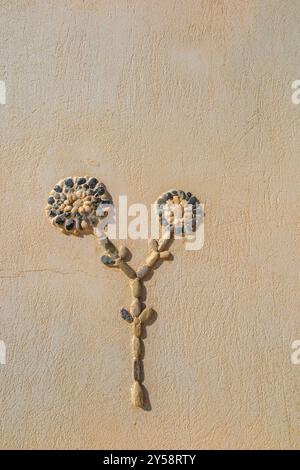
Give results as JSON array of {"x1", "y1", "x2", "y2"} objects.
[
  {"x1": 45, "y1": 176, "x2": 112, "y2": 235},
  {"x1": 155, "y1": 189, "x2": 203, "y2": 235}
]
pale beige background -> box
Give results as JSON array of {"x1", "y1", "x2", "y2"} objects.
[{"x1": 0, "y1": 0, "x2": 300, "y2": 450}]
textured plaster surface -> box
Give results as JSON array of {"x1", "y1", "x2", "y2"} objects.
[{"x1": 1, "y1": 0, "x2": 300, "y2": 450}]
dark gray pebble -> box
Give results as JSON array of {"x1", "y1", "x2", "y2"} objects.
[
  {"x1": 101, "y1": 255, "x2": 115, "y2": 266},
  {"x1": 94, "y1": 186, "x2": 105, "y2": 196},
  {"x1": 64, "y1": 178, "x2": 74, "y2": 188},
  {"x1": 88, "y1": 177, "x2": 98, "y2": 188},
  {"x1": 188, "y1": 196, "x2": 197, "y2": 205},
  {"x1": 133, "y1": 358, "x2": 143, "y2": 382},
  {"x1": 55, "y1": 216, "x2": 64, "y2": 225},
  {"x1": 120, "y1": 308, "x2": 133, "y2": 323},
  {"x1": 65, "y1": 219, "x2": 75, "y2": 231},
  {"x1": 54, "y1": 185, "x2": 62, "y2": 193},
  {"x1": 77, "y1": 177, "x2": 86, "y2": 185}
]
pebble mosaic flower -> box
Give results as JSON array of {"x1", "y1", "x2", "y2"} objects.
[
  {"x1": 155, "y1": 189, "x2": 203, "y2": 235},
  {"x1": 45, "y1": 176, "x2": 112, "y2": 234},
  {"x1": 45, "y1": 178, "x2": 203, "y2": 409}
]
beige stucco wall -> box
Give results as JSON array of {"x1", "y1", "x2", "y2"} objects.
[{"x1": 1, "y1": 0, "x2": 300, "y2": 450}]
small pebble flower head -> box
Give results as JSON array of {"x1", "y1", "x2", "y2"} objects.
[
  {"x1": 155, "y1": 189, "x2": 203, "y2": 235},
  {"x1": 45, "y1": 176, "x2": 112, "y2": 235}
]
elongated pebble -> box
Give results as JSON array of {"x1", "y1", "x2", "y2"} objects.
[
  {"x1": 131, "y1": 278, "x2": 142, "y2": 298},
  {"x1": 132, "y1": 318, "x2": 142, "y2": 337},
  {"x1": 118, "y1": 261, "x2": 136, "y2": 279},
  {"x1": 136, "y1": 265, "x2": 149, "y2": 279},
  {"x1": 160, "y1": 250, "x2": 171, "y2": 260},
  {"x1": 133, "y1": 358, "x2": 143, "y2": 382},
  {"x1": 148, "y1": 239, "x2": 158, "y2": 252},
  {"x1": 119, "y1": 245, "x2": 129, "y2": 260},
  {"x1": 130, "y1": 298, "x2": 141, "y2": 317},
  {"x1": 158, "y1": 238, "x2": 170, "y2": 252},
  {"x1": 131, "y1": 381, "x2": 144, "y2": 408},
  {"x1": 132, "y1": 336, "x2": 142, "y2": 357},
  {"x1": 146, "y1": 251, "x2": 159, "y2": 267},
  {"x1": 139, "y1": 307, "x2": 154, "y2": 324},
  {"x1": 104, "y1": 239, "x2": 117, "y2": 254}
]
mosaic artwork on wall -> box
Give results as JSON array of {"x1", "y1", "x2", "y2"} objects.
[{"x1": 45, "y1": 176, "x2": 203, "y2": 409}]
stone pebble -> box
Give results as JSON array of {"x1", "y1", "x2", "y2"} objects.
[
  {"x1": 131, "y1": 336, "x2": 142, "y2": 357},
  {"x1": 132, "y1": 318, "x2": 142, "y2": 337},
  {"x1": 148, "y1": 239, "x2": 158, "y2": 252},
  {"x1": 118, "y1": 261, "x2": 136, "y2": 279},
  {"x1": 130, "y1": 278, "x2": 142, "y2": 298},
  {"x1": 119, "y1": 245, "x2": 129, "y2": 260},
  {"x1": 132, "y1": 358, "x2": 143, "y2": 382},
  {"x1": 136, "y1": 265, "x2": 149, "y2": 280},
  {"x1": 146, "y1": 251, "x2": 159, "y2": 267},
  {"x1": 160, "y1": 250, "x2": 171, "y2": 260},
  {"x1": 130, "y1": 298, "x2": 141, "y2": 317},
  {"x1": 158, "y1": 238, "x2": 170, "y2": 252},
  {"x1": 101, "y1": 255, "x2": 115, "y2": 266},
  {"x1": 131, "y1": 381, "x2": 144, "y2": 408},
  {"x1": 120, "y1": 308, "x2": 133, "y2": 323},
  {"x1": 139, "y1": 307, "x2": 154, "y2": 324}
]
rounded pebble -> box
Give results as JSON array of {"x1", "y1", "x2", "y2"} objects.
[
  {"x1": 95, "y1": 186, "x2": 105, "y2": 196},
  {"x1": 101, "y1": 255, "x2": 115, "y2": 266},
  {"x1": 188, "y1": 196, "x2": 197, "y2": 205},
  {"x1": 65, "y1": 219, "x2": 75, "y2": 231},
  {"x1": 64, "y1": 178, "x2": 74, "y2": 188},
  {"x1": 88, "y1": 177, "x2": 98, "y2": 188},
  {"x1": 55, "y1": 216, "x2": 64, "y2": 225},
  {"x1": 139, "y1": 307, "x2": 154, "y2": 324},
  {"x1": 119, "y1": 245, "x2": 129, "y2": 260},
  {"x1": 77, "y1": 177, "x2": 86, "y2": 185}
]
